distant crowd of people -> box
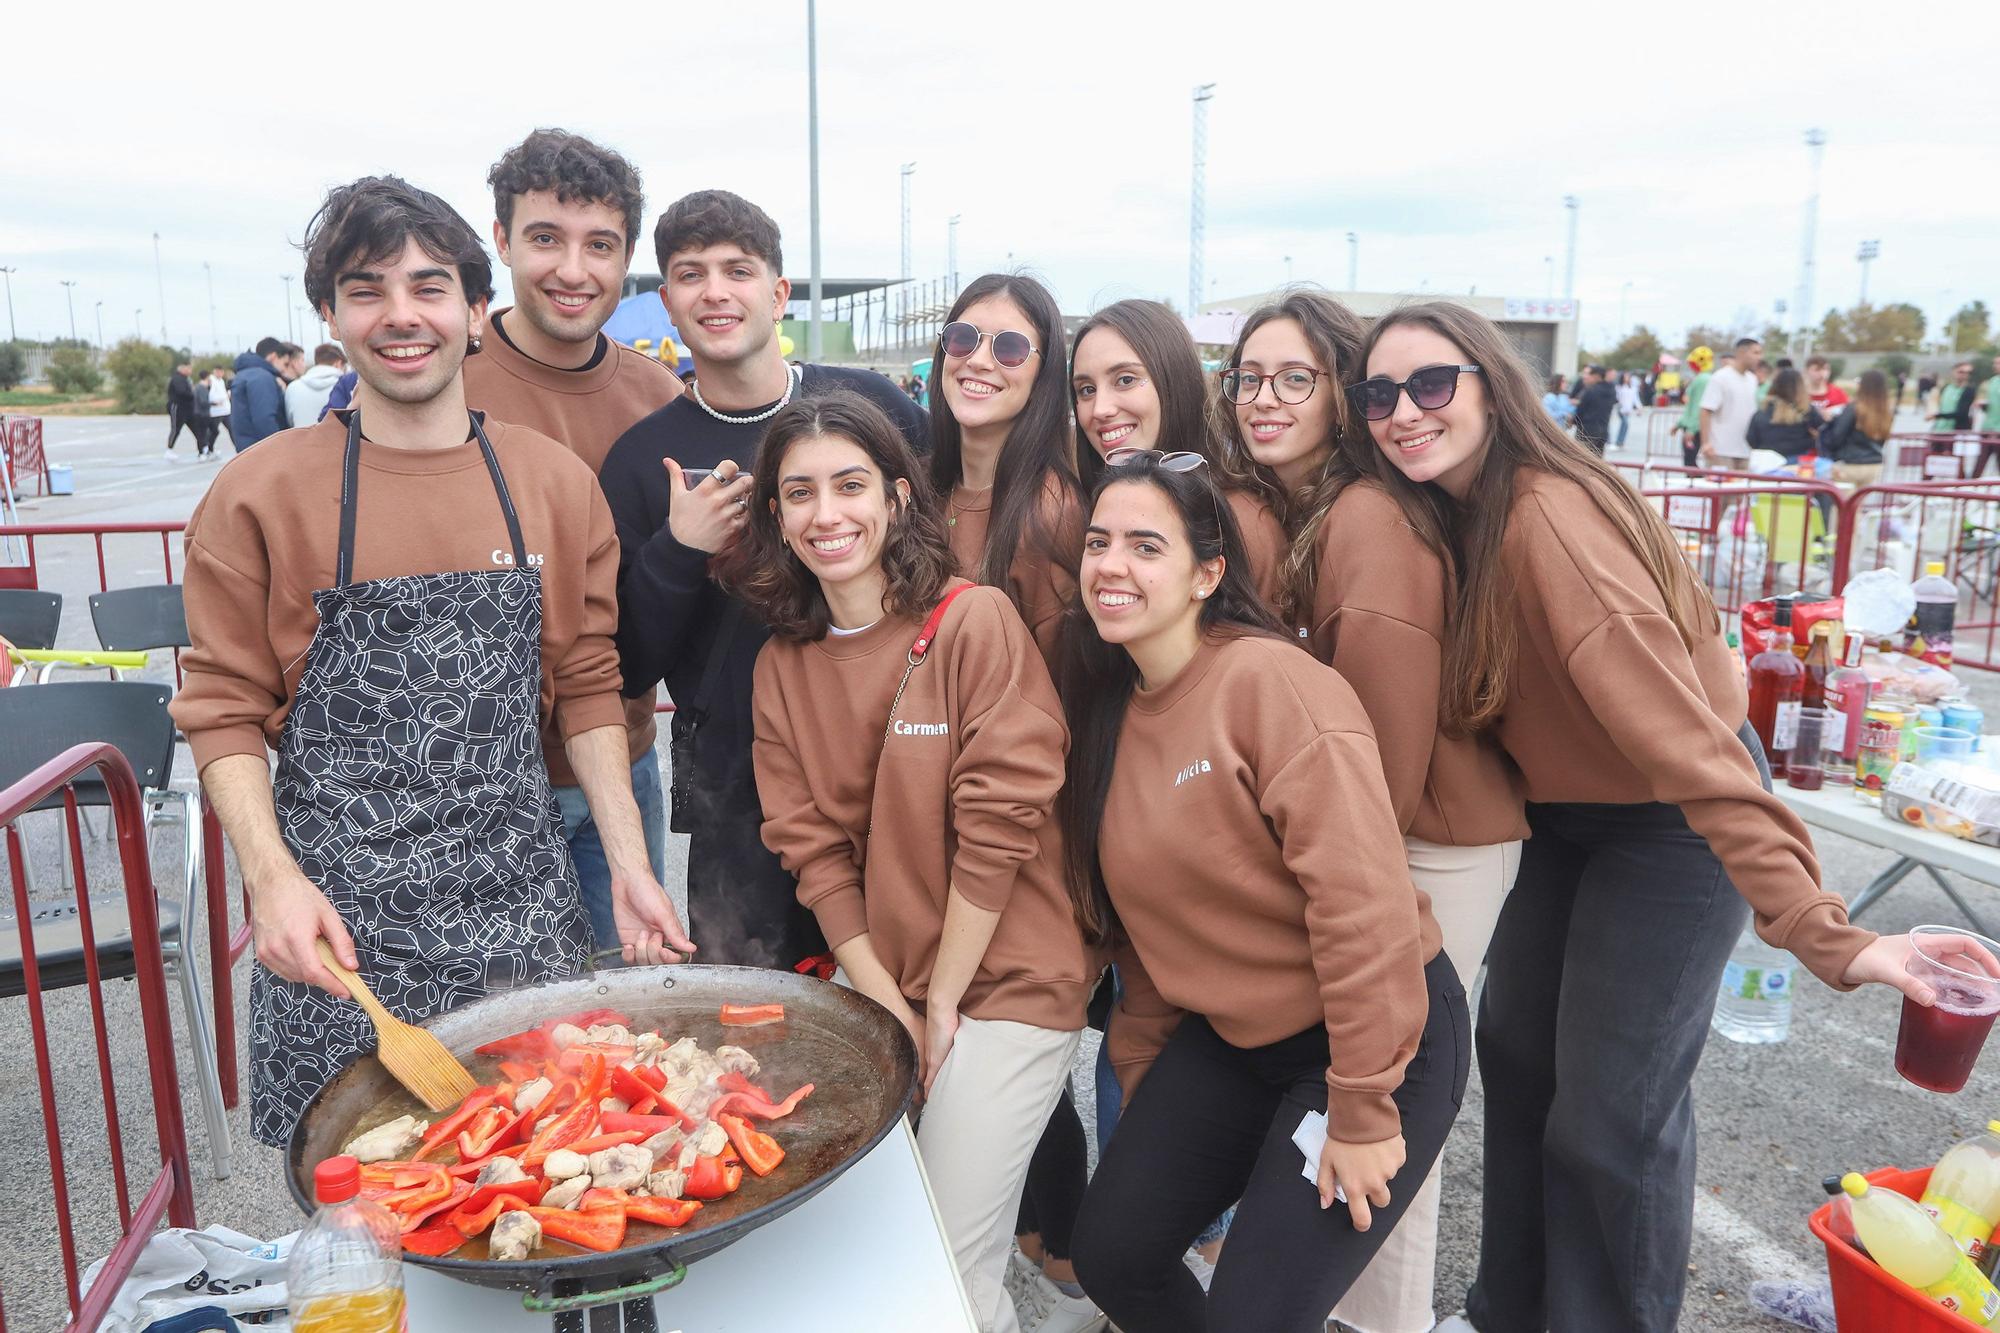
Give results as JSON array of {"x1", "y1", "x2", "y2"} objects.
[{"x1": 163, "y1": 338, "x2": 353, "y2": 461}]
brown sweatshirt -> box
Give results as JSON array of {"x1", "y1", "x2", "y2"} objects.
[
  {"x1": 1497, "y1": 468, "x2": 1874, "y2": 986},
  {"x1": 751, "y1": 582, "x2": 1089, "y2": 1031},
  {"x1": 1100, "y1": 632, "x2": 1442, "y2": 1144},
  {"x1": 945, "y1": 474, "x2": 1084, "y2": 668},
  {"x1": 1309, "y1": 482, "x2": 1527, "y2": 846},
  {"x1": 1227, "y1": 488, "x2": 1289, "y2": 611},
  {"x1": 464, "y1": 311, "x2": 685, "y2": 784},
  {"x1": 173, "y1": 413, "x2": 624, "y2": 771}
]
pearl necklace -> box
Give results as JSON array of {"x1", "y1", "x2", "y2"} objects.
[{"x1": 690, "y1": 363, "x2": 801, "y2": 425}]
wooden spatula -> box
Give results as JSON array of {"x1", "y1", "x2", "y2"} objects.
[{"x1": 315, "y1": 939, "x2": 477, "y2": 1112}]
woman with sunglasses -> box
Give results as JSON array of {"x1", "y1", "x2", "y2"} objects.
[
  {"x1": 1071, "y1": 299, "x2": 1288, "y2": 608},
  {"x1": 1058, "y1": 450, "x2": 1465, "y2": 1333},
  {"x1": 930, "y1": 274, "x2": 1085, "y2": 668},
  {"x1": 730, "y1": 390, "x2": 1089, "y2": 1333},
  {"x1": 1350, "y1": 302, "x2": 1928, "y2": 1333}
]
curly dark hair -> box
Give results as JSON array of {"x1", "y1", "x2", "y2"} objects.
[
  {"x1": 716, "y1": 389, "x2": 955, "y2": 640},
  {"x1": 653, "y1": 190, "x2": 784, "y2": 279},
  {"x1": 487, "y1": 128, "x2": 645, "y2": 256},
  {"x1": 300, "y1": 176, "x2": 493, "y2": 312}
]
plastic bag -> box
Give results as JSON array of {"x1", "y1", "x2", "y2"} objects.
[
  {"x1": 1741, "y1": 597, "x2": 1843, "y2": 660},
  {"x1": 77, "y1": 1225, "x2": 295, "y2": 1332},
  {"x1": 1842, "y1": 566, "x2": 1919, "y2": 639}
]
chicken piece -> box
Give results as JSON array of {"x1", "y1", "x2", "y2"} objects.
[
  {"x1": 686, "y1": 1119, "x2": 728, "y2": 1159},
  {"x1": 662, "y1": 1036, "x2": 704, "y2": 1074},
  {"x1": 663, "y1": 1072, "x2": 700, "y2": 1109},
  {"x1": 678, "y1": 1081, "x2": 726, "y2": 1120},
  {"x1": 645, "y1": 1168, "x2": 687, "y2": 1200},
  {"x1": 548, "y1": 1022, "x2": 588, "y2": 1052},
  {"x1": 599, "y1": 1096, "x2": 630, "y2": 1115},
  {"x1": 475, "y1": 1155, "x2": 530, "y2": 1188},
  {"x1": 682, "y1": 1048, "x2": 724, "y2": 1086},
  {"x1": 489, "y1": 1208, "x2": 541, "y2": 1261},
  {"x1": 632, "y1": 1032, "x2": 668, "y2": 1067},
  {"x1": 542, "y1": 1148, "x2": 589, "y2": 1181},
  {"x1": 675, "y1": 1141, "x2": 699, "y2": 1171},
  {"x1": 641, "y1": 1127, "x2": 685, "y2": 1163},
  {"x1": 513, "y1": 1077, "x2": 552, "y2": 1115},
  {"x1": 589, "y1": 1143, "x2": 655, "y2": 1192},
  {"x1": 585, "y1": 1022, "x2": 636, "y2": 1046},
  {"x1": 343, "y1": 1114, "x2": 428, "y2": 1164},
  {"x1": 542, "y1": 1175, "x2": 590, "y2": 1210},
  {"x1": 713, "y1": 1045, "x2": 760, "y2": 1079}
]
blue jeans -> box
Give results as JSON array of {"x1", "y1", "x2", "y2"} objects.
[
  {"x1": 1097, "y1": 968, "x2": 1235, "y2": 1248},
  {"x1": 554, "y1": 748, "x2": 668, "y2": 955}
]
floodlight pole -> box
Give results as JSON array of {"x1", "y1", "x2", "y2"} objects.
[
  {"x1": 805, "y1": 0, "x2": 824, "y2": 361},
  {"x1": 1188, "y1": 83, "x2": 1215, "y2": 314}
]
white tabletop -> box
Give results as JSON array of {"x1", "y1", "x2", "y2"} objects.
[
  {"x1": 1779, "y1": 781, "x2": 2000, "y2": 890},
  {"x1": 403, "y1": 1120, "x2": 975, "y2": 1332}
]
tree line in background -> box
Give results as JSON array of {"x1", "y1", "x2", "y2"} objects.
[
  {"x1": 0, "y1": 338, "x2": 236, "y2": 411},
  {"x1": 1586, "y1": 298, "x2": 1996, "y2": 376}
]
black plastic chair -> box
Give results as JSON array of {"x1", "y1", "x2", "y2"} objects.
[
  {"x1": 0, "y1": 587, "x2": 61, "y2": 649},
  {"x1": 0, "y1": 681, "x2": 231, "y2": 1177},
  {"x1": 88, "y1": 584, "x2": 189, "y2": 653}
]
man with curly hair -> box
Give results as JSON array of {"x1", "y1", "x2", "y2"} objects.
[{"x1": 464, "y1": 128, "x2": 686, "y2": 955}]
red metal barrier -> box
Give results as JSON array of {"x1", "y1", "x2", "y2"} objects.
[
  {"x1": 0, "y1": 521, "x2": 250, "y2": 1110},
  {"x1": 1, "y1": 415, "x2": 51, "y2": 499},
  {"x1": 1642, "y1": 478, "x2": 1845, "y2": 619},
  {"x1": 1836, "y1": 479, "x2": 2000, "y2": 671},
  {"x1": 1883, "y1": 432, "x2": 2000, "y2": 484},
  {"x1": 2, "y1": 744, "x2": 198, "y2": 1332}
]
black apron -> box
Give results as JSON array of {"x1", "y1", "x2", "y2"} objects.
[{"x1": 249, "y1": 409, "x2": 591, "y2": 1146}]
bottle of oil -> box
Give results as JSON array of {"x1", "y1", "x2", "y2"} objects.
[{"x1": 289, "y1": 1155, "x2": 407, "y2": 1333}]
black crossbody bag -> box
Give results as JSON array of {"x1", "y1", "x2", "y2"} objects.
[{"x1": 667, "y1": 601, "x2": 742, "y2": 835}]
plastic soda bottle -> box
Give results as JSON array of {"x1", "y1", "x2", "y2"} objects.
[
  {"x1": 1842, "y1": 1173, "x2": 2000, "y2": 1327},
  {"x1": 1910, "y1": 560, "x2": 1958, "y2": 668},
  {"x1": 1923, "y1": 1122, "x2": 2000, "y2": 1261},
  {"x1": 289, "y1": 1155, "x2": 408, "y2": 1333}
]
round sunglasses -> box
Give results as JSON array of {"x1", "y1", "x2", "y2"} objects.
[
  {"x1": 1348, "y1": 364, "x2": 1482, "y2": 421},
  {"x1": 940, "y1": 321, "x2": 1041, "y2": 368},
  {"x1": 1105, "y1": 447, "x2": 1206, "y2": 472}
]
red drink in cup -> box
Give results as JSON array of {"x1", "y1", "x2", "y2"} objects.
[{"x1": 1896, "y1": 926, "x2": 2000, "y2": 1094}]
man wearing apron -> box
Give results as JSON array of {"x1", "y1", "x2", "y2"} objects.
[{"x1": 176, "y1": 176, "x2": 695, "y2": 1146}]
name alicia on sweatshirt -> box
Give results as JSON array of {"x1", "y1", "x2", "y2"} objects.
[{"x1": 1173, "y1": 758, "x2": 1213, "y2": 787}]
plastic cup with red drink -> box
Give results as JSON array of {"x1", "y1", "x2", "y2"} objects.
[{"x1": 1897, "y1": 925, "x2": 2000, "y2": 1094}]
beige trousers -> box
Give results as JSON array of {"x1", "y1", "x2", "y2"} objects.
[
  {"x1": 917, "y1": 1015, "x2": 1082, "y2": 1333},
  {"x1": 1331, "y1": 836, "x2": 1522, "y2": 1333}
]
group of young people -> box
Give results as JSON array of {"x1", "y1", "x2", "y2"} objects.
[{"x1": 173, "y1": 126, "x2": 1941, "y2": 1333}]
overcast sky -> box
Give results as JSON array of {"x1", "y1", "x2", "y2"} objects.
[{"x1": 5, "y1": 0, "x2": 1996, "y2": 355}]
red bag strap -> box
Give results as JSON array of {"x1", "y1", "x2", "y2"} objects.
[{"x1": 909, "y1": 582, "x2": 973, "y2": 665}]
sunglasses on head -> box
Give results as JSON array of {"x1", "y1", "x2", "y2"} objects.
[
  {"x1": 940, "y1": 321, "x2": 1041, "y2": 368},
  {"x1": 1105, "y1": 447, "x2": 1206, "y2": 472},
  {"x1": 1348, "y1": 364, "x2": 1482, "y2": 421}
]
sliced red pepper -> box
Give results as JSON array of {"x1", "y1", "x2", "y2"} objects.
[
  {"x1": 449, "y1": 1191, "x2": 531, "y2": 1237},
  {"x1": 526, "y1": 1203, "x2": 628, "y2": 1252},
  {"x1": 473, "y1": 1008, "x2": 632, "y2": 1061},
  {"x1": 609, "y1": 1064, "x2": 659, "y2": 1108},
  {"x1": 455, "y1": 1104, "x2": 523, "y2": 1162},
  {"x1": 719, "y1": 1112, "x2": 786, "y2": 1177},
  {"x1": 522, "y1": 1095, "x2": 599, "y2": 1168},
  {"x1": 630, "y1": 1064, "x2": 667, "y2": 1092},
  {"x1": 627, "y1": 1092, "x2": 658, "y2": 1116},
  {"x1": 710, "y1": 1082, "x2": 813, "y2": 1122},
  {"x1": 459, "y1": 1175, "x2": 544, "y2": 1214},
  {"x1": 683, "y1": 1153, "x2": 744, "y2": 1200},
  {"x1": 402, "y1": 1218, "x2": 470, "y2": 1256},
  {"x1": 400, "y1": 1181, "x2": 474, "y2": 1233},
  {"x1": 716, "y1": 1071, "x2": 769, "y2": 1100},
  {"x1": 626, "y1": 1196, "x2": 703, "y2": 1228},
  {"x1": 719, "y1": 1003, "x2": 786, "y2": 1026},
  {"x1": 445, "y1": 1145, "x2": 526, "y2": 1179},
  {"x1": 599, "y1": 1110, "x2": 694, "y2": 1137},
  {"x1": 412, "y1": 1087, "x2": 505, "y2": 1160},
  {"x1": 565, "y1": 1130, "x2": 647, "y2": 1155},
  {"x1": 370, "y1": 1164, "x2": 453, "y2": 1215},
  {"x1": 498, "y1": 1059, "x2": 542, "y2": 1083},
  {"x1": 578, "y1": 1186, "x2": 631, "y2": 1211}
]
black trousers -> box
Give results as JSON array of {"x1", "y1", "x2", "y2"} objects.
[
  {"x1": 1073, "y1": 953, "x2": 1467, "y2": 1333},
  {"x1": 1465, "y1": 725, "x2": 1771, "y2": 1333},
  {"x1": 1015, "y1": 1086, "x2": 1088, "y2": 1259},
  {"x1": 686, "y1": 802, "x2": 826, "y2": 969},
  {"x1": 167, "y1": 405, "x2": 196, "y2": 449}
]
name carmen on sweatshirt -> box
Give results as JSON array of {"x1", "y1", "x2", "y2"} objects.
[{"x1": 892, "y1": 721, "x2": 1215, "y2": 791}]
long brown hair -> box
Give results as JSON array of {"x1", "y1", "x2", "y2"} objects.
[
  {"x1": 927, "y1": 273, "x2": 1082, "y2": 596},
  {"x1": 1359, "y1": 301, "x2": 1721, "y2": 734},
  {"x1": 1766, "y1": 366, "x2": 1811, "y2": 426},
  {"x1": 717, "y1": 389, "x2": 955, "y2": 640},
  {"x1": 1212, "y1": 291, "x2": 1369, "y2": 626},
  {"x1": 1855, "y1": 369, "x2": 1893, "y2": 442},
  {"x1": 1070, "y1": 299, "x2": 1230, "y2": 494}
]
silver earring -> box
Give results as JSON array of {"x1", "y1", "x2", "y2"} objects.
[{"x1": 469, "y1": 335, "x2": 483, "y2": 352}]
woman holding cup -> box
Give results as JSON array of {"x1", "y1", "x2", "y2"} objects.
[{"x1": 1347, "y1": 300, "x2": 1934, "y2": 1333}]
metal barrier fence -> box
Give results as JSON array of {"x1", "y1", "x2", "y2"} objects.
[
  {"x1": 1, "y1": 744, "x2": 198, "y2": 1332},
  {"x1": 1644, "y1": 405, "x2": 1685, "y2": 459},
  {"x1": 0, "y1": 521, "x2": 251, "y2": 1109},
  {"x1": 1883, "y1": 432, "x2": 2000, "y2": 484},
  {"x1": 1835, "y1": 479, "x2": 2000, "y2": 671}
]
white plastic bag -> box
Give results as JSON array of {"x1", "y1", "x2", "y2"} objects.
[
  {"x1": 77, "y1": 1225, "x2": 296, "y2": 1332},
  {"x1": 1842, "y1": 567, "x2": 1918, "y2": 637}
]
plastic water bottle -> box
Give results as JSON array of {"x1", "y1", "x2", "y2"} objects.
[
  {"x1": 1713, "y1": 927, "x2": 1795, "y2": 1043},
  {"x1": 289, "y1": 1155, "x2": 407, "y2": 1333},
  {"x1": 1842, "y1": 1173, "x2": 2000, "y2": 1328},
  {"x1": 1923, "y1": 1122, "x2": 2000, "y2": 1261}
]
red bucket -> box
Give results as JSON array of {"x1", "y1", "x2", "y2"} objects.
[{"x1": 1809, "y1": 1166, "x2": 1994, "y2": 1331}]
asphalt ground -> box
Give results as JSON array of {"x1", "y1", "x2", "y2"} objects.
[{"x1": 3, "y1": 414, "x2": 1998, "y2": 1331}]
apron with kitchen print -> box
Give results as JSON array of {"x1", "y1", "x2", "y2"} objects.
[{"x1": 249, "y1": 408, "x2": 591, "y2": 1146}]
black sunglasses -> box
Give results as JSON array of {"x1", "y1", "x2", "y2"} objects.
[
  {"x1": 941, "y1": 321, "x2": 1040, "y2": 369},
  {"x1": 1348, "y1": 364, "x2": 1482, "y2": 421},
  {"x1": 1105, "y1": 447, "x2": 1206, "y2": 472}
]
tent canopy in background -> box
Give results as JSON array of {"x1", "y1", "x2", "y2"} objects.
[{"x1": 602, "y1": 292, "x2": 691, "y2": 373}]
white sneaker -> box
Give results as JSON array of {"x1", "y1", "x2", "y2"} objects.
[
  {"x1": 1019, "y1": 1269, "x2": 1107, "y2": 1333},
  {"x1": 1182, "y1": 1249, "x2": 1216, "y2": 1292},
  {"x1": 163, "y1": 448, "x2": 181, "y2": 462}
]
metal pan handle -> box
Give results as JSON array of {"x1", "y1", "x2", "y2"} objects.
[{"x1": 524, "y1": 1257, "x2": 688, "y2": 1314}]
